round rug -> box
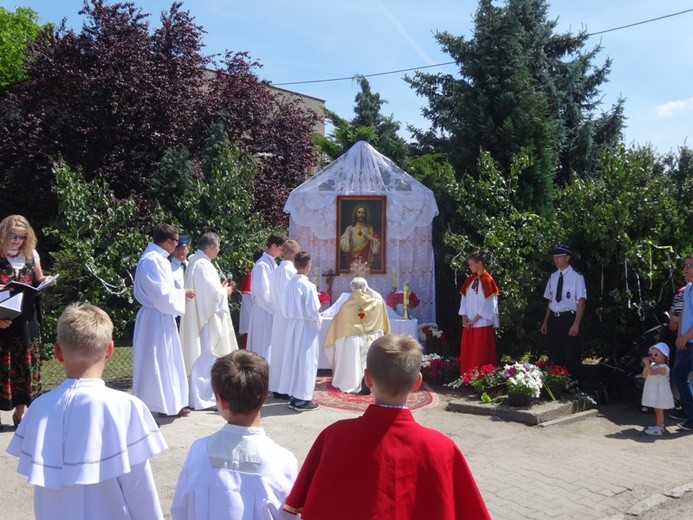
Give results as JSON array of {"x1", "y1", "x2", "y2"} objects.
[{"x1": 312, "y1": 376, "x2": 434, "y2": 413}]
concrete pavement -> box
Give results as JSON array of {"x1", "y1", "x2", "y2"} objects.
[{"x1": 2, "y1": 389, "x2": 692, "y2": 519}]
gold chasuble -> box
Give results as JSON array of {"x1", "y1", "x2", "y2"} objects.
[{"x1": 324, "y1": 289, "x2": 391, "y2": 349}]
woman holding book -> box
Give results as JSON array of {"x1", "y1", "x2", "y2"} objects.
[{"x1": 0, "y1": 215, "x2": 49, "y2": 428}]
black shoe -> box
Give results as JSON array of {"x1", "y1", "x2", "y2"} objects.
[
  {"x1": 289, "y1": 400, "x2": 319, "y2": 412},
  {"x1": 273, "y1": 392, "x2": 290, "y2": 400},
  {"x1": 669, "y1": 409, "x2": 688, "y2": 421},
  {"x1": 678, "y1": 420, "x2": 693, "y2": 431}
]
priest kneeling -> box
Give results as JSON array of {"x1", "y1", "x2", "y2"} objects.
[{"x1": 324, "y1": 277, "x2": 390, "y2": 394}]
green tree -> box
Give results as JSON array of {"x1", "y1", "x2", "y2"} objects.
[
  {"x1": 316, "y1": 77, "x2": 408, "y2": 165},
  {"x1": 406, "y1": 0, "x2": 624, "y2": 213},
  {"x1": 44, "y1": 161, "x2": 152, "y2": 343},
  {"x1": 0, "y1": 6, "x2": 43, "y2": 90},
  {"x1": 555, "y1": 144, "x2": 683, "y2": 357},
  {"x1": 152, "y1": 121, "x2": 266, "y2": 279}
]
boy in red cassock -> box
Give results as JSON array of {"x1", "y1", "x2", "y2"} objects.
[{"x1": 283, "y1": 334, "x2": 491, "y2": 520}]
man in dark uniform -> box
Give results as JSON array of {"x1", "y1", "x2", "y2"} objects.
[{"x1": 540, "y1": 245, "x2": 587, "y2": 381}]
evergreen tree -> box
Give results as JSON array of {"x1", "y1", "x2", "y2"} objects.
[
  {"x1": 406, "y1": 0, "x2": 624, "y2": 213},
  {"x1": 316, "y1": 77, "x2": 408, "y2": 165}
]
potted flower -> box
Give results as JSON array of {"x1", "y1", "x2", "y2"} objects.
[
  {"x1": 418, "y1": 323, "x2": 450, "y2": 356},
  {"x1": 536, "y1": 359, "x2": 570, "y2": 401},
  {"x1": 460, "y1": 364, "x2": 506, "y2": 398},
  {"x1": 421, "y1": 353, "x2": 459, "y2": 386},
  {"x1": 503, "y1": 362, "x2": 543, "y2": 406}
]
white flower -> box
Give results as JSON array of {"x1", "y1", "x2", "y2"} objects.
[{"x1": 421, "y1": 353, "x2": 442, "y2": 368}]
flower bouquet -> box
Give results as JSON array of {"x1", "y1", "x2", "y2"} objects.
[
  {"x1": 458, "y1": 364, "x2": 506, "y2": 399},
  {"x1": 421, "y1": 353, "x2": 459, "y2": 386},
  {"x1": 386, "y1": 290, "x2": 420, "y2": 309},
  {"x1": 535, "y1": 359, "x2": 570, "y2": 401},
  {"x1": 418, "y1": 322, "x2": 451, "y2": 356},
  {"x1": 503, "y1": 362, "x2": 543, "y2": 406}
]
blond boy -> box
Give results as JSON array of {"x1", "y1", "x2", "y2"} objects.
[
  {"x1": 284, "y1": 335, "x2": 491, "y2": 519},
  {"x1": 7, "y1": 303, "x2": 167, "y2": 520}
]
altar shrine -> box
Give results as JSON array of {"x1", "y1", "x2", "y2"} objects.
[{"x1": 283, "y1": 140, "x2": 439, "y2": 323}]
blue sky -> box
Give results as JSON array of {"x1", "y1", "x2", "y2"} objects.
[{"x1": 3, "y1": 0, "x2": 692, "y2": 154}]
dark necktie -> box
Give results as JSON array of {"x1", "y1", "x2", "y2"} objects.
[
  {"x1": 555, "y1": 272, "x2": 563, "y2": 303},
  {"x1": 471, "y1": 277, "x2": 479, "y2": 292}
]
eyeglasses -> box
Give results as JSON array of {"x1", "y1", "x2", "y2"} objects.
[
  {"x1": 170, "y1": 237, "x2": 180, "y2": 245},
  {"x1": 9, "y1": 233, "x2": 27, "y2": 241},
  {"x1": 685, "y1": 263, "x2": 693, "y2": 269}
]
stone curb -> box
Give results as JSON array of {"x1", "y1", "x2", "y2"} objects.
[
  {"x1": 446, "y1": 395, "x2": 594, "y2": 425},
  {"x1": 598, "y1": 481, "x2": 693, "y2": 519}
]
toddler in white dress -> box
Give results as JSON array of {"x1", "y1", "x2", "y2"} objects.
[{"x1": 641, "y1": 342, "x2": 675, "y2": 435}]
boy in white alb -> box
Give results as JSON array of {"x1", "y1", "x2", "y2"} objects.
[
  {"x1": 171, "y1": 350, "x2": 297, "y2": 519},
  {"x1": 7, "y1": 303, "x2": 167, "y2": 520},
  {"x1": 280, "y1": 251, "x2": 323, "y2": 412}
]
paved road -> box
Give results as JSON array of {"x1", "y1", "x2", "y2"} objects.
[{"x1": 2, "y1": 390, "x2": 692, "y2": 519}]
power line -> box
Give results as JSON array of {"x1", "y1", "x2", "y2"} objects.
[{"x1": 272, "y1": 8, "x2": 693, "y2": 87}]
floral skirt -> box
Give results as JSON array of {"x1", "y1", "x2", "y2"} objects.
[{"x1": 0, "y1": 338, "x2": 42, "y2": 410}]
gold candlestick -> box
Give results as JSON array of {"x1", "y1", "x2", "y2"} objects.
[{"x1": 403, "y1": 282, "x2": 410, "y2": 320}]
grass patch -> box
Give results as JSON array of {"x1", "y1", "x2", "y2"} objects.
[{"x1": 42, "y1": 345, "x2": 133, "y2": 391}]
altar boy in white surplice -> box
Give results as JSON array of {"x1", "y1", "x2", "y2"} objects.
[
  {"x1": 324, "y1": 277, "x2": 391, "y2": 393},
  {"x1": 280, "y1": 252, "x2": 323, "y2": 412},
  {"x1": 268, "y1": 239, "x2": 299, "y2": 399},
  {"x1": 171, "y1": 351, "x2": 297, "y2": 520},
  {"x1": 180, "y1": 232, "x2": 238, "y2": 410},
  {"x1": 7, "y1": 303, "x2": 167, "y2": 520}
]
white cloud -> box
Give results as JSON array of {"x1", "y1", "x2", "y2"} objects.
[{"x1": 655, "y1": 97, "x2": 693, "y2": 117}]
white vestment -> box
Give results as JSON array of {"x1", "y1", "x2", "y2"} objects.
[
  {"x1": 171, "y1": 424, "x2": 297, "y2": 520},
  {"x1": 180, "y1": 250, "x2": 238, "y2": 410},
  {"x1": 330, "y1": 332, "x2": 385, "y2": 393},
  {"x1": 278, "y1": 274, "x2": 322, "y2": 400},
  {"x1": 268, "y1": 260, "x2": 296, "y2": 392},
  {"x1": 7, "y1": 379, "x2": 167, "y2": 520},
  {"x1": 133, "y1": 242, "x2": 189, "y2": 414},
  {"x1": 458, "y1": 281, "x2": 499, "y2": 328},
  {"x1": 239, "y1": 292, "x2": 253, "y2": 335},
  {"x1": 247, "y1": 252, "x2": 277, "y2": 361}
]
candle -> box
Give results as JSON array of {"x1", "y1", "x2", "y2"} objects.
[
  {"x1": 403, "y1": 283, "x2": 410, "y2": 306},
  {"x1": 392, "y1": 268, "x2": 397, "y2": 289},
  {"x1": 314, "y1": 267, "x2": 319, "y2": 287}
]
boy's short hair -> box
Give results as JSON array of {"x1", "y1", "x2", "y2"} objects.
[
  {"x1": 366, "y1": 335, "x2": 422, "y2": 396},
  {"x1": 294, "y1": 251, "x2": 311, "y2": 270},
  {"x1": 467, "y1": 249, "x2": 486, "y2": 264},
  {"x1": 56, "y1": 303, "x2": 113, "y2": 363},
  {"x1": 211, "y1": 350, "x2": 269, "y2": 414},
  {"x1": 267, "y1": 233, "x2": 288, "y2": 248},
  {"x1": 282, "y1": 239, "x2": 300, "y2": 257}
]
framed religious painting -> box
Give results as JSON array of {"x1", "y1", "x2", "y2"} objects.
[{"x1": 336, "y1": 195, "x2": 386, "y2": 274}]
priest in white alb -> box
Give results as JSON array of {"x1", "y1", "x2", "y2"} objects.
[
  {"x1": 247, "y1": 233, "x2": 286, "y2": 361},
  {"x1": 324, "y1": 277, "x2": 391, "y2": 394},
  {"x1": 180, "y1": 232, "x2": 238, "y2": 410},
  {"x1": 133, "y1": 224, "x2": 195, "y2": 417}
]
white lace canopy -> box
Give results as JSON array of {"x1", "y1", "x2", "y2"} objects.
[{"x1": 284, "y1": 141, "x2": 439, "y2": 323}]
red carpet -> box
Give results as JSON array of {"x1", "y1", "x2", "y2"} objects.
[{"x1": 312, "y1": 376, "x2": 434, "y2": 413}]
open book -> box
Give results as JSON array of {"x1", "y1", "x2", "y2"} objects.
[
  {"x1": 6, "y1": 274, "x2": 60, "y2": 295},
  {"x1": 0, "y1": 291, "x2": 24, "y2": 320}
]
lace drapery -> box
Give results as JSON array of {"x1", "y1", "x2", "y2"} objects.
[{"x1": 284, "y1": 141, "x2": 439, "y2": 323}]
